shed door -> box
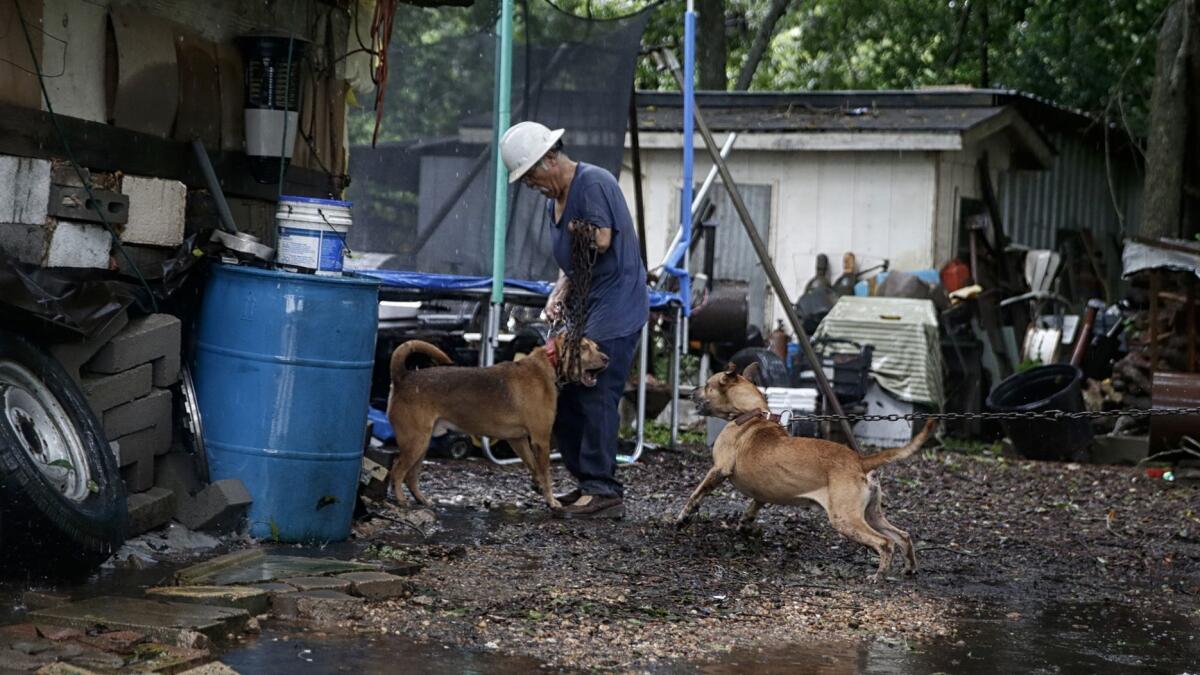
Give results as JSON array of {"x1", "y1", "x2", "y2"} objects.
[{"x1": 682, "y1": 182, "x2": 773, "y2": 332}]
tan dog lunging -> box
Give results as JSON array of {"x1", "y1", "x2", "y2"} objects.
[
  {"x1": 678, "y1": 363, "x2": 937, "y2": 582},
  {"x1": 386, "y1": 337, "x2": 609, "y2": 510}
]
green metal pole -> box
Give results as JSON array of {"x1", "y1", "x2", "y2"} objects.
[{"x1": 490, "y1": 0, "x2": 514, "y2": 306}]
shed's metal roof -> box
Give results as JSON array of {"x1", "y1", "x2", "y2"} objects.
[{"x1": 636, "y1": 104, "x2": 1006, "y2": 134}]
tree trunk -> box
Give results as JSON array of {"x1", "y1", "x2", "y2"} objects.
[
  {"x1": 697, "y1": 0, "x2": 727, "y2": 90},
  {"x1": 1143, "y1": 0, "x2": 1189, "y2": 239},
  {"x1": 734, "y1": 0, "x2": 792, "y2": 91},
  {"x1": 1186, "y1": 0, "x2": 1200, "y2": 237}
]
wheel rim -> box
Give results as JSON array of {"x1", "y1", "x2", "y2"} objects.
[{"x1": 0, "y1": 360, "x2": 93, "y2": 502}]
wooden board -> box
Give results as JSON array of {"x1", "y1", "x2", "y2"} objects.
[
  {"x1": 0, "y1": 0, "x2": 44, "y2": 109},
  {"x1": 107, "y1": 8, "x2": 178, "y2": 136}
]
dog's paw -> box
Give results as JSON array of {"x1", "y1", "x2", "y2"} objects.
[
  {"x1": 548, "y1": 498, "x2": 563, "y2": 510},
  {"x1": 673, "y1": 515, "x2": 692, "y2": 530},
  {"x1": 866, "y1": 572, "x2": 884, "y2": 584}
]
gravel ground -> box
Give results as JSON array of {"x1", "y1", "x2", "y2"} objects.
[{"x1": 347, "y1": 442, "x2": 1200, "y2": 670}]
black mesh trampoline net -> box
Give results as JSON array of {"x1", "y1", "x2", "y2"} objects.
[{"x1": 346, "y1": 0, "x2": 651, "y2": 281}]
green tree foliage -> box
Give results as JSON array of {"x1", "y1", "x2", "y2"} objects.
[
  {"x1": 351, "y1": 0, "x2": 1168, "y2": 145},
  {"x1": 589, "y1": 0, "x2": 1168, "y2": 136}
]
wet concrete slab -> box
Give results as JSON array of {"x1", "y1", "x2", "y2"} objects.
[
  {"x1": 146, "y1": 586, "x2": 270, "y2": 616},
  {"x1": 29, "y1": 596, "x2": 249, "y2": 643},
  {"x1": 176, "y1": 550, "x2": 377, "y2": 586}
]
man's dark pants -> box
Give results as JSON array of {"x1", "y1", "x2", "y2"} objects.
[{"x1": 553, "y1": 329, "x2": 641, "y2": 498}]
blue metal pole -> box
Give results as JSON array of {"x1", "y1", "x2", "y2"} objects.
[{"x1": 680, "y1": 5, "x2": 695, "y2": 318}]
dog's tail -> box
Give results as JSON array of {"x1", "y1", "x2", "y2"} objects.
[
  {"x1": 859, "y1": 419, "x2": 937, "y2": 472},
  {"x1": 390, "y1": 340, "x2": 454, "y2": 383}
]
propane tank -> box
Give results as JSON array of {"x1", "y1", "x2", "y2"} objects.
[{"x1": 769, "y1": 320, "x2": 789, "y2": 361}]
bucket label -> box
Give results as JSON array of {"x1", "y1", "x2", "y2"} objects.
[
  {"x1": 318, "y1": 230, "x2": 345, "y2": 272},
  {"x1": 277, "y1": 226, "x2": 321, "y2": 270}
]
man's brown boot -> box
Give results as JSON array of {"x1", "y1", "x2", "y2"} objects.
[{"x1": 552, "y1": 494, "x2": 624, "y2": 519}]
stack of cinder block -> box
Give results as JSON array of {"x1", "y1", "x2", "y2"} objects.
[
  {"x1": 0, "y1": 156, "x2": 122, "y2": 268},
  {"x1": 80, "y1": 314, "x2": 181, "y2": 530}
]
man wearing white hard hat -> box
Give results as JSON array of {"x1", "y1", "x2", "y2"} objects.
[{"x1": 500, "y1": 121, "x2": 649, "y2": 519}]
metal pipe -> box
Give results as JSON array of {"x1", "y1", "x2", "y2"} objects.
[
  {"x1": 655, "y1": 133, "x2": 736, "y2": 288},
  {"x1": 190, "y1": 139, "x2": 239, "y2": 234},
  {"x1": 629, "y1": 88, "x2": 648, "y2": 271},
  {"x1": 658, "y1": 48, "x2": 863, "y2": 454},
  {"x1": 618, "y1": 322, "x2": 650, "y2": 464},
  {"x1": 670, "y1": 304, "x2": 682, "y2": 447},
  {"x1": 490, "y1": 0, "x2": 513, "y2": 306}
]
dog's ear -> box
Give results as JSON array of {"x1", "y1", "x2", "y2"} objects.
[
  {"x1": 742, "y1": 362, "x2": 762, "y2": 385},
  {"x1": 722, "y1": 361, "x2": 739, "y2": 381}
]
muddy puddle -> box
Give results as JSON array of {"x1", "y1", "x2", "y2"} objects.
[
  {"x1": 220, "y1": 626, "x2": 544, "y2": 674},
  {"x1": 216, "y1": 598, "x2": 1199, "y2": 674},
  {"x1": 698, "y1": 600, "x2": 1200, "y2": 674}
]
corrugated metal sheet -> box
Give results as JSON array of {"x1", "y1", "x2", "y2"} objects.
[
  {"x1": 998, "y1": 132, "x2": 1143, "y2": 250},
  {"x1": 685, "y1": 183, "x2": 773, "y2": 330},
  {"x1": 813, "y1": 297, "x2": 944, "y2": 407}
]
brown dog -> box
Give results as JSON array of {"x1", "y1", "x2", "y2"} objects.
[
  {"x1": 386, "y1": 336, "x2": 609, "y2": 509},
  {"x1": 678, "y1": 363, "x2": 936, "y2": 582}
]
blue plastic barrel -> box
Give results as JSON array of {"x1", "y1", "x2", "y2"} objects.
[{"x1": 193, "y1": 264, "x2": 379, "y2": 542}]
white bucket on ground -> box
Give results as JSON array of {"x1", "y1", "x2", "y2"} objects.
[{"x1": 275, "y1": 195, "x2": 352, "y2": 275}]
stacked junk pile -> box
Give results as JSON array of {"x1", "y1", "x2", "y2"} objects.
[
  {"x1": 690, "y1": 190, "x2": 1199, "y2": 485},
  {"x1": 0, "y1": 154, "x2": 292, "y2": 576},
  {"x1": 0, "y1": 14, "x2": 382, "y2": 579}
]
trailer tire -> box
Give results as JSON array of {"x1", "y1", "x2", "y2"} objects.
[{"x1": 0, "y1": 329, "x2": 127, "y2": 579}]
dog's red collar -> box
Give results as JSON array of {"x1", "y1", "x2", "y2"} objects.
[
  {"x1": 543, "y1": 338, "x2": 559, "y2": 369},
  {"x1": 733, "y1": 409, "x2": 783, "y2": 426}
]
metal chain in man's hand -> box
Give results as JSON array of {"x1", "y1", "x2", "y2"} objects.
[
  {"x1": 559, "y1": 219, "x2": 598, "y2": 384},
  {"x1": 782, "y1": 406, "x2": 1200, "y2": 424}
]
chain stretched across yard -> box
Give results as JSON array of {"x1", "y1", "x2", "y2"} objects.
[{"x1": 784, "y1": 406, "x2": 1200, "y2": 424}]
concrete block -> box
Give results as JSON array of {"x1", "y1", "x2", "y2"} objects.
[
  {"x1": 152, "y1": 352, "x2": 181, "y2": 387},
  {"x1": 0, "y1": 220, "x2": 111, "y2": 268},
  {"x1": 114, "y1": 243, "x2": 173, "y2": 280},
  {"x1": 121, "y1": 454, "x2": 155, "y2": 493},
  {"x1": 114, "y1": 423, "x2": 171, "y2": 467},
  {"x1": 271, "y1": 590, "x2": 363, "y2": 624},
  {"x1": 178, "y1": 663, "x2": 241, "y2": 675},
  {"x1": 87, "y1": 314, "x2": 181, "y2": 375},
  {"x1": 103, "y1": 388, "x2": 171, "y2": 439},
  {"x1": 22, "y1": 591, "x2": 72, "y2": 611},
  {"x1": 0, "y1": 156, "x2": 51, "y2": 224},
  {"x1": 81, "y1": 364, "x2": 152, "y2": 413},
  {"x1": 177, "y1": 479, "x2": 252, "y2": 533},
  {"x1": 335, "y1": 571, "x2": 413, "y2": 600},
  {"x1": 154, "y1": 452, "x2": 202, "y2": 500},
  {"x1": 50, "y1": 311, "x2": 129, "y2": 382},
  {"x1": 29, "y1": 596, "x2": 248, "y2": 644},
  {"x1": 126, "y1": 488, "x2": 177, "y2": 535},
  {"x1": 120, "y1": 176, "x2": 186, "y2": 247},
  {"x1": 277, "y1": 576, "x2": 351, "y2": 593},
  {"x1": 145, "y1": 586, "x2": 270, "y2": 616}
]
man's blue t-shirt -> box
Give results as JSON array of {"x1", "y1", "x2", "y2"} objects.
[{"x1": 548, "y1": 163, "x2": 649, "y2": 342}]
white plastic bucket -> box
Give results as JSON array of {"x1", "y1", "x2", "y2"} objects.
[{"x1": 275, "y1": 196, "x2": 352, "y2": 275}]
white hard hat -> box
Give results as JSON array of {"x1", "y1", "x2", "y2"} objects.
[{"x1": 500, "y1": 121, "x2": 565, "y2": 184}]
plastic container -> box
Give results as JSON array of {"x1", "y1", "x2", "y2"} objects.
[
  {"x1": 275, "y1": 196, "x2": 352, "y2": 275},
  {"x1": 193, "y1": 264, "x2": 379, "y2": 542},
  {"x1": 986, "y1": 364, "x2": 1093, "y2": 461}
]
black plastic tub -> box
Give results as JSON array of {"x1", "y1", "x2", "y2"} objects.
[{"x1": 985, "y1": 364, "x2": 1093, "y2": 461}]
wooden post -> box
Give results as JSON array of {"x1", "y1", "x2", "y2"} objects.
[
  {"x1": 1189, "y1": 275, "x2": 1196, "y2": 372},
  {"x1": 1150, "y1": 271, "x2": 1161, "y2": 370}
]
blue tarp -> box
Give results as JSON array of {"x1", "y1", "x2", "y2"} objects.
[
  {"x1": 358, "y1": 269, "x2": 682, "y2": 310},
  {"x1": 367, "y1": 406, "x2": 394, "y2": 442}
]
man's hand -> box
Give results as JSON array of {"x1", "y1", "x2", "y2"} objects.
[{"x1": 544, "y1": 274, "x2": 569, "y2": 322}]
